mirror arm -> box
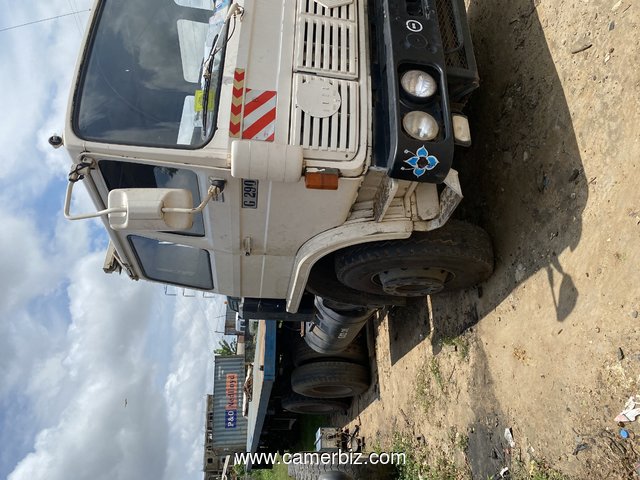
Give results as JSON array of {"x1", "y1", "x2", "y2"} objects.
[
  {"x1": 63, "y1": 170, "x2": 225, "y2": 222},
  {"x1": 161, "y1": 184, "x2": 221, "y2": 214},
  {"x1": 64, "y1": 179, "x2": 126, "y2": 221}
]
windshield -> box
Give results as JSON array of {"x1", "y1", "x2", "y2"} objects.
[{"x1": 74, "y1": 0, "x2": 231, "y2": 148}]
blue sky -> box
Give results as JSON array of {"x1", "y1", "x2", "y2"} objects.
[{"x1": 0, "y1": 2, "x2": 227, "y2": 479}]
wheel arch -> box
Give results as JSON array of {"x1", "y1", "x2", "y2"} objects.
[{"x1": 285, "y1": 219, "x2": 415, "y2": 313}]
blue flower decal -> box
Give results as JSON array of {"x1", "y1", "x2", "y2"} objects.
[{"x1": 402, "y1": 146, "x2": 439, "y2": 178}]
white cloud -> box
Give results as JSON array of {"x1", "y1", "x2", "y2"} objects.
[
  {"x1": 0, "y1": 206, "x2": 88, "y2": 401},
  {"x1": 8, "y1": 254, "x2": 171, "y2": 480},
  {"x1": 11, "y1": 370, "x2": 169, "y2": 480},
  {"x1": 1, "y1": 3, "x2": 229, "y2": 479},
  {"x1": 5, "y1": 250, "x2": 225, "y2": 480},
  {"x1": 0, "y1": 308, "x2": 63, "y2": 394},
  {"x1": 164, "y1": 296, "x2": 224, "y2": 480},
  {"x1": 0, "y1": 211, "x2": 86, "y2": 315},
  {"x1": 0, "y1": 213, "x2": 57, "y2": 312},
  {"x1": 0, "y1": 0, "x2": 92, "y2": 194}
]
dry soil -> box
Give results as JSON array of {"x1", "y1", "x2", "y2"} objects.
[{"x1": 334, "y1": 0, "x2": 640, "y2": 478}]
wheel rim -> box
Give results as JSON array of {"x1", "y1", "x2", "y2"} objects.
[
  {"x1": 294, "y1": 404, "x2": 338, "y2": 414},
  {"x1": 283, "y1": 400, "x2": 347, "y2": 414},
  {"x1": 377, "y1": 267, "x2": 451, "y2": 296},
  {"x1": 307, "y1": 385, "x2": 355, "y2": 397}
]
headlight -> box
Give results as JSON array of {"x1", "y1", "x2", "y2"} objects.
[
  {"x1": 401, "y1": 70, "x2": 437, "y2": 98},
  {"x1": 402, "y1": 111, "x2": 439, "y2": 141}
]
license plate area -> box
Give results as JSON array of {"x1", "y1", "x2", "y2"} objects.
[{"x1": 242, "y1": 179, "x2": 258, "y2": 208}]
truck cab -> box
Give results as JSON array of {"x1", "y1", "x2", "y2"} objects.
[
  {"x1": 60, "y1": 0, "x2": 491, "y2": 316},
  {"x1": 58, "y1": 0, "x2": 495, "y2": 460}
]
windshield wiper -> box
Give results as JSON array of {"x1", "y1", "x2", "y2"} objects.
[
  {"x1": 200, "y1": 33, "x2": 220, "y2": 135},
  {"x1": 200, "y1": 3, "x2": 244, "y2": 136}
]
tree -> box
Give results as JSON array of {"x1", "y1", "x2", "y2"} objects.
[{"x1": 214, "y1": 338, "x2": 237, "y2": 356}]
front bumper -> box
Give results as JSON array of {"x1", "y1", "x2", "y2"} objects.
[{"x1": 369, "y1": 0, "x2": 478, "y2": 184}]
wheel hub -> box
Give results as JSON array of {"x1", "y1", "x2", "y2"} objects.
[
  {"x1": 309, "y1": 385, "x2": 354, "y2": 397},
  {"x1": 377, "y1": 267, "x2": 450, "y2": 296}
]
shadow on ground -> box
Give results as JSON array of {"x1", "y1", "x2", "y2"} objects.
[
  {"x1": 363, "y1": 1, "x2": 590, "y2": 477},
  {"x1": 460, "y1": 0, "x2": 587, "y2": 322},
  {"x1": 386, "y1": 0, "x2": 588, "y2": 360}
]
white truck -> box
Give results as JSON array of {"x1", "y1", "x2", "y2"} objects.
[
  {"x1": 58, "y1": 0, "x2": 492, "y2": 315},
  {"x1": 56, "y1": 0, "x2": 493, "y2": 457}
]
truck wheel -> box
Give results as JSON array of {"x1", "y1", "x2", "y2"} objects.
[
  {"x1": 281, "y1": 393, "x2": 350, "y2": 415},
  {"x1": 288, "y1": 458, "x2": 394, "y2": 480},
  {"x1": 307, "y1": 255, "x2": 406, "y2": 307},
  {"x1": 293, "y1": 337, "x2": 368, "y2": 367},
  {"x1": 291, "y1": 361, "x2": 370, "y2": 398},
  {"x1": 321, "y1": 463, "x2": 394, "y2": 480},
  {"x1": 319, "y1": 473, "x2": 353, "y2": 480},
  {"x1": 334, "y1": 220, "x2": 493, "y2": 297}
]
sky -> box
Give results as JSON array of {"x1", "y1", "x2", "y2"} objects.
[{"x1": 0, "y1": 2, "x2": 228, "y2": 479}]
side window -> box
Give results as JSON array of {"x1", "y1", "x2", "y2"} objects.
[
  {"x1": 99, "y1": 160, "x2": 205, "y2": 236},
  {"x1": 129, "y1": 235, "x2": 213, "y2": 289}
]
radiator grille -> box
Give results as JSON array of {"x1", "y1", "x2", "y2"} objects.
[
  {"x1": 290, "y1": 74, "x2": 359, "y2": 155},
  {"x1": 294, "y1": 0, "x2": 358, "y2": 79},
  {"x1": 300, "y1": 0, "x2": 356, "y2": 20},
  {"x1": 435, "y1": 0, "x2": 468, "y2": 69}
]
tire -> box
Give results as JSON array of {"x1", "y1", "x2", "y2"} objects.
[
  {"x1": 293, "y1": 336, "x2": 368, "y2": 367},
  {"x1": 335, "y1": 220, "x2": 493, "y2": 297},
  {"x1": 319, "y1": 473, "x2": 353, "y2": 480},
  {"x1": 291, "y1": 361, "x2": 370, "y2": 399},
  {"x1": 281, "y1": 393, "x2": 350, "y2": 415},
  {"x1": 307, "y1": 255, "x2": 407, "y2": 307},
  {"x1": 288, "y1": 457, "x2": 394, "y2": 480}
]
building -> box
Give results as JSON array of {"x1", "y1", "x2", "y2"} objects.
[
  {"x1": 203, "y1": 356, "x2": 249, "y2": 479},
  {"x1": 224, "y1": 307, "x2": 243, "y2": 336},
  {"x1": 203, "y1": 394, "x2": 226, "y2": 479}
]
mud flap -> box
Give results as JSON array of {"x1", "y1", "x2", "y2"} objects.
[{"x1": 424, "y1": 168, "x2": 463, "y2": 230}]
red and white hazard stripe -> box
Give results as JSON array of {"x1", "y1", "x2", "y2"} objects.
[{"x1": 242, "y1": 89, "x2": 277, "y2": 142}]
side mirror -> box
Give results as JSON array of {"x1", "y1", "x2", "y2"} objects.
[
  {"x1": 108, "y1": 188, "x2": 194, "y2": 231},
  {"x1": 65, "y1": 170, "x2": 221, "y2": 226}
]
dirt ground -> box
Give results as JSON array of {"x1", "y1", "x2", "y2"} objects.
[{"x1": 334, "y1": 0, "x2": 640, "y2": 478}]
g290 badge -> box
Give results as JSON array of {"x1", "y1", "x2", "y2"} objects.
[
  {"x1": 401, "y1": 146, "x2": 439, "y2": 178},
  {"x1": 242, "y1": 179, "x2": 258, "y2": 208}
]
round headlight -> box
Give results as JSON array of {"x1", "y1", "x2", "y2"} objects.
[
  {"x1": 401, "y1": 70, "x2": 437, "y2": 98},
  {"x1": 403, "y1": 111, "x2": 439, "y2": 141}
]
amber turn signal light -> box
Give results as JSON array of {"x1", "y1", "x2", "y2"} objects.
[{"x1": 304, "y1": 168, "x2": 339, "y2": 190}]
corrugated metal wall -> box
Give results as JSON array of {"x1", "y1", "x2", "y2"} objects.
[{"x1": 212, "y1": 355, "x2": 248, "y2": 452}]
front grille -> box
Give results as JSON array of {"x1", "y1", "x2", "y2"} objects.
[
  {"x1": 294, "y1": 0, "x2": 358, "y2": 79},
  {"x1": 300, "y1": 0, "x2": 356, "y2": 20},
  {"x1": 290, "y1": 74, "x2": 359, "y2": 155},
  {"x1": 435, "y1": 0, "x2": 468, "y2": 69}
]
